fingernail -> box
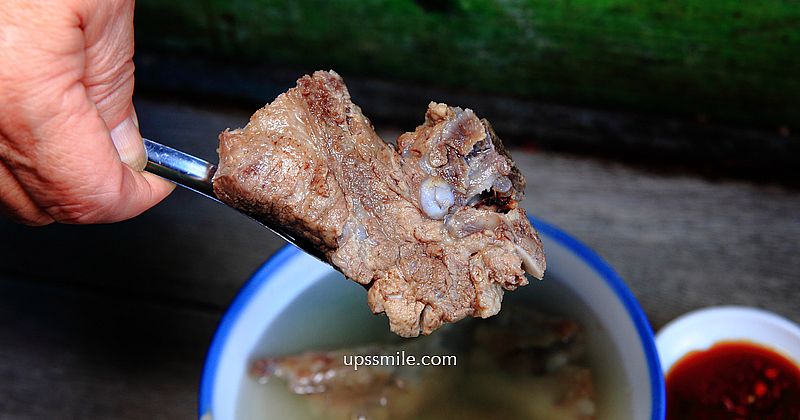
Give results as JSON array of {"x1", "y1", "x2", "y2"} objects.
[{"x1": 110, "y1": 115, "x2": 147, "y2": 171}]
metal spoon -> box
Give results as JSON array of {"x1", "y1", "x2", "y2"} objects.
[{"x1": 143, "y1": 138, "x2": 331, "y2": 265}]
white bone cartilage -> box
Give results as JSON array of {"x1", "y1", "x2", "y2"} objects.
[{"x1": 420, "y1": 176, "x2": 455, "y2": 219}]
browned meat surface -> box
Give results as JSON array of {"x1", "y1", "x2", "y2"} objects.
[{"x1": 213, "y1": 70, "x2": 545, "y2": 337}]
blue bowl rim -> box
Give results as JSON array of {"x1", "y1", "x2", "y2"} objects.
[{"x1": 198, "y1": 216, "x2": 666, "y2": 420}]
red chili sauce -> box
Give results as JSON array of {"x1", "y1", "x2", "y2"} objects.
[{"x1": 666, "y1": 341, "x2": 800, "y2": 419}]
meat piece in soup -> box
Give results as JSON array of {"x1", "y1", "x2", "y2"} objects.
[{"x1": 249, "y1": 309, "x2": 595, "y2": 419}]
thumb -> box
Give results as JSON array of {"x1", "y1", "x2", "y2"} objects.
[{"x1": 110, "y1": 106, "x2": 147, "y2": 171}]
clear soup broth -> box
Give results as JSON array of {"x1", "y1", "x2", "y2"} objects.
[{"x1": 236, "y1": 272, "x2": 632, "y2": 419}]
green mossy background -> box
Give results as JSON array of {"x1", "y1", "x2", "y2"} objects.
[{"x1": 136, "y1": 0, "x2": 799, "y2": 129}]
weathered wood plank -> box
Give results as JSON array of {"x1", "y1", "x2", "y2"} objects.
[
  {"x1": 133, "y1": 54, "x2": 799, "y2": 184},
  {"x1": 1, "y1": 96, "x2": 798, "y2": 324},
  {"x1": 0, "y1": 277, "x2": 217, "y2": 419},
  {"x1": 517, "y1": 151, "x2": 800, "y2": 328},
  {"x1": 0, "y1": 97, "x2": 798, "y2": 418}
]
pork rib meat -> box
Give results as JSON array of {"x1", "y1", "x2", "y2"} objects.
[{"x1": 213, "y1": 71, "x2": 546, "y2": 337}]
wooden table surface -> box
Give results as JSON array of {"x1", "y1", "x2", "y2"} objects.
[{"x1": 1, "y1": 96, "x2": 798, "y2": 419}]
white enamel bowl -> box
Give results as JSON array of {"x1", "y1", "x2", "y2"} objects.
[
  {"x1": 656, "y1": 306, "x2": 800, "y2": 375},
  {"x1": 199, "y1": 217, "x2": 665, "y2": 420}
]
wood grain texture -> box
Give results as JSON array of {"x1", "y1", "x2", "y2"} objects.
[
  {"x1": 0, "y1": 97, "x2": 797, "y2": 418},
  {"x1": 517, "y1": 151, "x2": 800, "y2": 328},
  {"x1": 0, "y1": 277, "x2": 215, "y2": 419},
  {"x1": 132, "y1": 54, "x2": 799, "y2": 185}
]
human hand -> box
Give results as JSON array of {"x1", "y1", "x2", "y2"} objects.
[{"x1": 0, "y1": 0, "x2": 174, "y2": 225}]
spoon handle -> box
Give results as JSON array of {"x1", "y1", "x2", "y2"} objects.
[{"x1": 143, "y1": 138, "x2": 218, "y2": 200}]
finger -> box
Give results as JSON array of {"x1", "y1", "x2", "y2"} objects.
[
  {"x1": 27, "y1": 83, "x2": 175, "y2": 224},
  {"x1": 78, "y1": 0, "x2": 138, "y2": 149},
  {"x1": 0, "y1": 160, "x2": 53, "y2": 226},
  {"x1": 60, "y1": 166, "x2": 175, "y2": 224},
  {"x1": 110, "y1": 165, "x2": 177, "y2": 222},
  {"x1": 0, "y1": 1, "x2": 172, "y2": 224}
]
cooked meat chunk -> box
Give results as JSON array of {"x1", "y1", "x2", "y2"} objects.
[
  {"x1": 250, "y1": 346, "x2": 429, "y2": 420},
  {"x1": 213, "y1": 70, "x2": 546, "y2": 337},
  {"x1": 470, "y1": 306, "x2": 585, "y2": 374},
  {"x1": 250, "y1": 346, "x2": 399, "y2": 396}
]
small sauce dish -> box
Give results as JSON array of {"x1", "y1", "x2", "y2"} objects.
[
  {"x1": 657, "y1": 306, "x2": 800, "y2": 372},
  {"x1": 656, "y1": 306, "x2": 800, "y2": 418}
]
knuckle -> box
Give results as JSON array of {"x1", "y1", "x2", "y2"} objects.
[
  {"x1": 0, "y1": 204, "x2": 54, "y2": 226},
  {"x1": 45, "y1": 190, "x2": 120, "y2": 224},
  {"x1": 21, "y1": 213, "x2": 54, "y2": 227}
]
